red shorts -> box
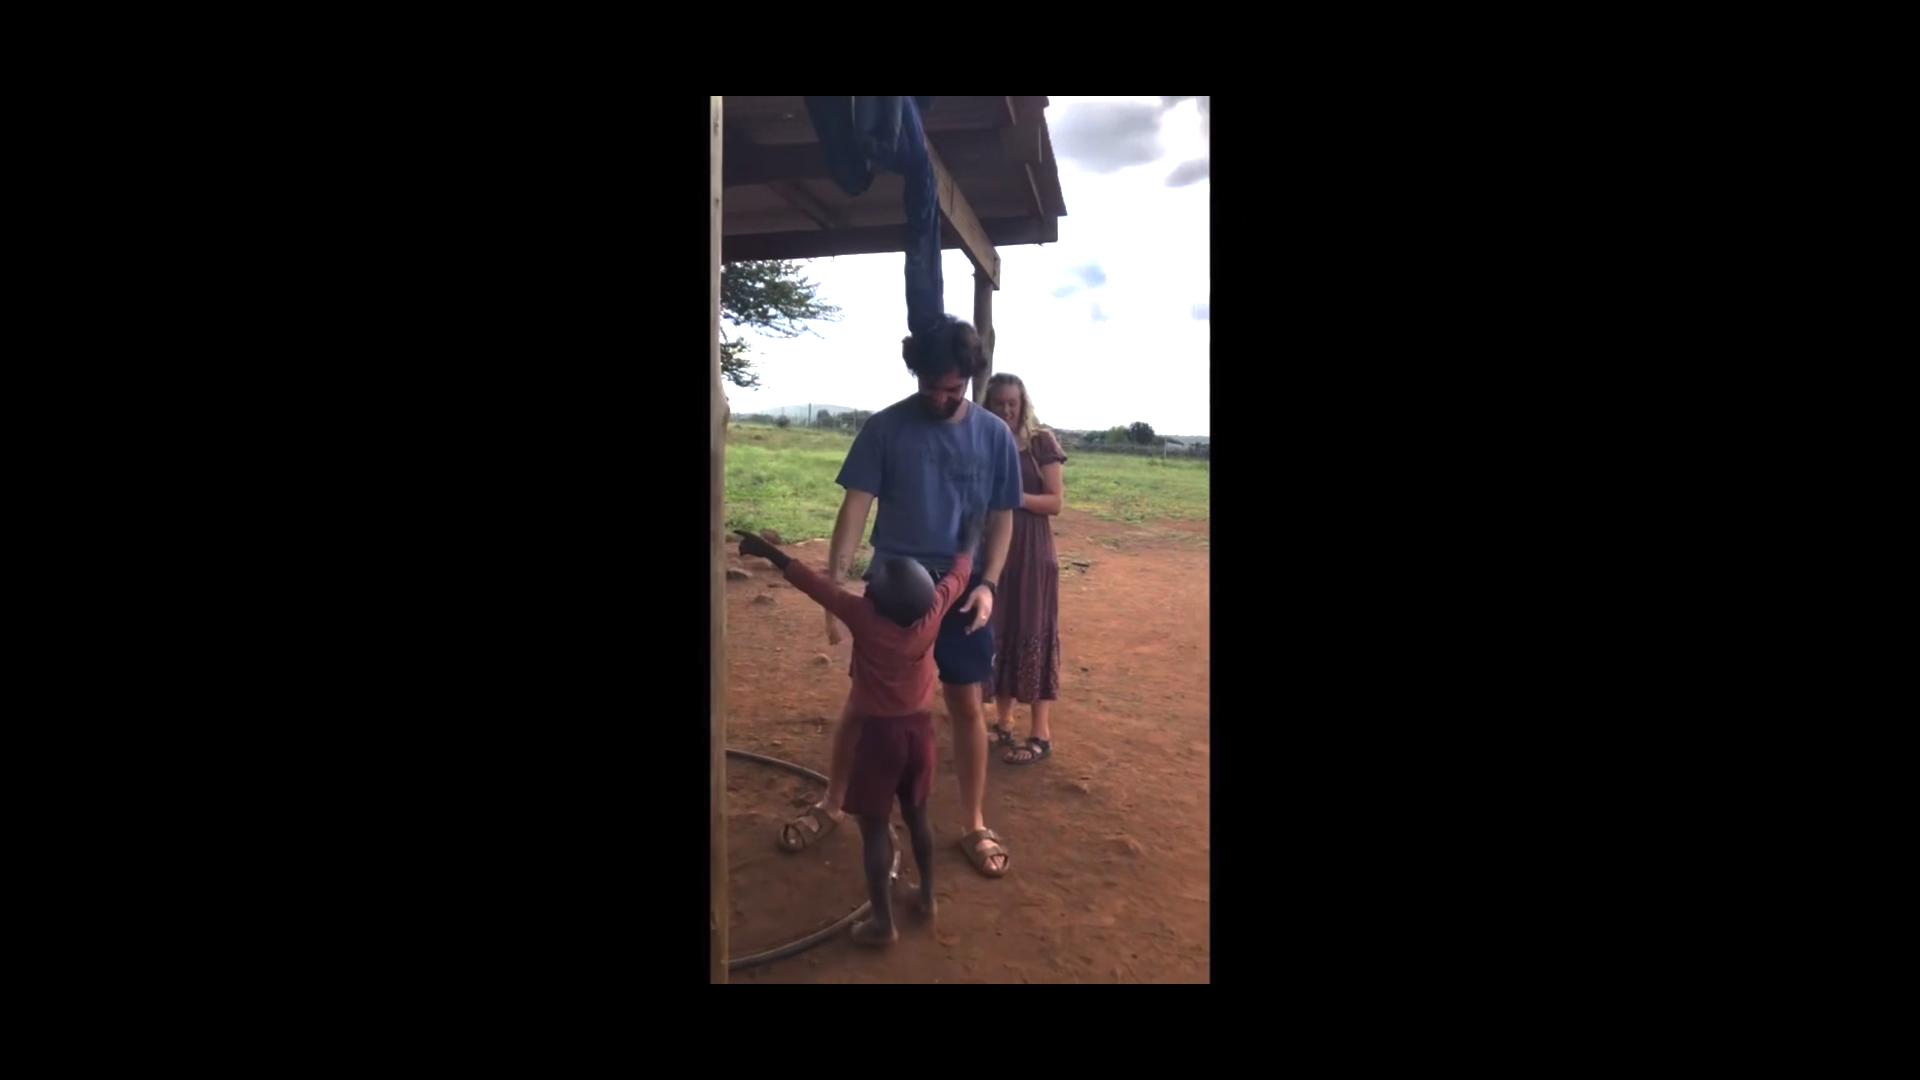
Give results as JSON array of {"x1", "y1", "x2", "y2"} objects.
[{"x1": 841, "y1": 712, "x2": 936, "y2": 819}]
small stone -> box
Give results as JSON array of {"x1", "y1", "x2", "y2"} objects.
[
  {"x1": 759, "y1": 528, "x2": 784, "y2": 545},
  {"x1": 751, "y1": 594, "x2": 773, "y2": 605},
  {"x1": 813, "y1": 654, "x2": 831, "y2": 664},
  {"x1": 727, "y1": 568, "x2": 750, "y2": 581}
]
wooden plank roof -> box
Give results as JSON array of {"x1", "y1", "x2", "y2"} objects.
[{"x1": 719, "y1": 96, "x2": 1067, "y2": 287}]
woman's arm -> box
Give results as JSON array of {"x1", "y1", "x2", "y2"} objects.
[
  {"x1": 1020, "y1": 460, "x2": 1065, "y2": 515},
  {"x1": 1021, "y1": 440, "x2": 1067, "y2": 515}
]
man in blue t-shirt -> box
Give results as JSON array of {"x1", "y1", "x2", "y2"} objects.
[{"x1": 775, "y1": 320, "x2": 1023, "y2": 879}]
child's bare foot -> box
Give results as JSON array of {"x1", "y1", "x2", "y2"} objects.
[
  {"x1": 892, "y1": 877, "x2": 937, "y2": 921},
  {"x1": 849, "y1": 917, "x2": 897, "y2": 948}
]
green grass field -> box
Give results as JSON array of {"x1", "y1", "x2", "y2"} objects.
[{"x1": 724, "y1": 423, "x2": 1209, "y2": 545}]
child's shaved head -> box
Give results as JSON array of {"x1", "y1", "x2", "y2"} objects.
[{"x1": 866, "y1": 556, "x2": 936, "y2": 628}]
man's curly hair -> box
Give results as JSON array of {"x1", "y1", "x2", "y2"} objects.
[{"x1": 901, "y1": 316, "x2": 986, "y2": 381}]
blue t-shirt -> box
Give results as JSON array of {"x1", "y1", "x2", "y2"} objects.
[{"x1": 835, "y1": 396, "x2": 1024, "y2": 576}]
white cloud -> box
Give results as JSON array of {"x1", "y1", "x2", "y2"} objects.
[
  {"x1": 1165, "y1": 158, "x2": 1209, "y2": 187},
  {"x1": 726, "y1": 96, "x2": 1210, "y2": 436},
  {"x1": 1050, "y1": 261, "x2": 1109, "y2": 298}
]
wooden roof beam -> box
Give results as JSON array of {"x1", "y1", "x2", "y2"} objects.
[
  {"x1": 1005, "y1": 97, "x2": 1049, "y2": 220},
  {"x1": 723, "y1": 141, "x2": 831, "y2": 188},
  {"x1": 722, "y1": 216, "x2": 1054, "y2": 264},
  {"x1": 724, "y1": 129, "x2": 1021, "y2": 189},
  {"x1": 925, "y1": 140, "x2": 1000, "y2": 290},
  {"x1": 769, "y1": 181, "x2": 844, "y2": 230}
]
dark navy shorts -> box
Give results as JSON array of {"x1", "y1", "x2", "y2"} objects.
[{"x1": 933, "y1": 571, "x2": 994, "y2": 686}]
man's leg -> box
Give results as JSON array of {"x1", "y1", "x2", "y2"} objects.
[
  {"x1": 819, "y1": 693, "x2": 859, "y2": 813},
  {"x1": 941, "y1": 681, "x2": 990, "y2": 836},
  {"x1": 935, "y1": 589, "x2": 1009, "y2": 876},
  {"x1": 778, "y1": 694, "x2": 859, "y2": 853}
]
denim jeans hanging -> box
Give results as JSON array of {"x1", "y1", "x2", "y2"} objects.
[{"x1": 803, "y1": 96, "x2": 944, "y2": 336}]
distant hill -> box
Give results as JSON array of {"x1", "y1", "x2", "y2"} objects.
[{"x1": 751, "y1": 403, "x2": 865, "y2": 420}]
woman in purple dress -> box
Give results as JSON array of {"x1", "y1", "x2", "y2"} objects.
[{"x1": 981, "y1": 373, "x2": 1066, "y2": 764}]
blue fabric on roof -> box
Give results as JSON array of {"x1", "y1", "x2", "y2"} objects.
[{"x1": 803, "y1": 96, "x2": 945, "y2": 337}]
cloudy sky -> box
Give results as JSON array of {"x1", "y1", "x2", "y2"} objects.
[{"x1": 725, "y1": 95, "x2": 1210, "y2": 436}]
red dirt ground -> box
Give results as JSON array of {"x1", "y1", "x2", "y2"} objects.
[{"x1": 721, "y1": 508, "x2": 1209, "y2": 983}]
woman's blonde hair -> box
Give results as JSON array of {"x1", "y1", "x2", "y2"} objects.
[{"x1": 985, "y1": 372, "x2": 1046, "y2": 445}]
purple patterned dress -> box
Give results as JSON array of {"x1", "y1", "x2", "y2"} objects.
[{"x1": 985, "y1": 430, "x2": 1066, "y2": 703}]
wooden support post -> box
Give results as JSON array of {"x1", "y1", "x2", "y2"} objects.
[
  {"x1": 925, "y1": 141, "x2": 1001, "y2": 290},
  {"x1": 709, "y1": 94, "x2": 729, "y2": 986},
  {"x1": 972, "y1": 269, "x2": 995, "y2": 404}
]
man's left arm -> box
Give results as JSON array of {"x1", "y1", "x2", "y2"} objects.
[
  {"x1": 962, "y1": 428, "x2": 1024, "y2": 631},
  {"x1": 982, "y1": 508, "x2": 1013, "y2": 591},
  {"x1": 982, "y1": 426, "x2": 1024, "y2": 588}
]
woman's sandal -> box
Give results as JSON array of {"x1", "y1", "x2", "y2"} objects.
[
  {"x1": 1004, "y1": 737, "x2": 1051, "y2": 765},
  {"x1": 987, "y1": 722, "x2": 1016, "y2": 748}
]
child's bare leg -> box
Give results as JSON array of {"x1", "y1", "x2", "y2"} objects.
[
  {"x1": 902, "y1": 797, "x2": 936, "y2": 917},
  {"x1": 849, "y1": 814, "x2": 897, "y2": 947}
]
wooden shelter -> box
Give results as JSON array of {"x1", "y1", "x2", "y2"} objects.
[{"x1": 710, "y1": 96, "x2": 1069, "y2": 982}]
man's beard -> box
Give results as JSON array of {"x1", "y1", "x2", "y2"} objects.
[{"x1": 920, "y1": 395, "x2": 962, "y2": 419}]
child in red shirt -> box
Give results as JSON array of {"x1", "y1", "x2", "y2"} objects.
[{"x1": 735, "y1": 516, "x2": 982, "y2": 946}]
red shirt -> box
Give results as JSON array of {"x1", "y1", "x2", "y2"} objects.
[{"x1": 784, "y1": 554, "x2": 974, "y2": 718}]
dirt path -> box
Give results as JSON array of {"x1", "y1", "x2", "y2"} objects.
[{"x1": 722, "y1": 508, "x2": 1209, "y2": 983}]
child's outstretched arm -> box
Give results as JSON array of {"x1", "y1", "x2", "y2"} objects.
[
  {"x1": 927, "y1": 515, "x2": 983, "y2": 622},
  {"x1": 735, "y1": 529, "x2": 867, "y2": 627}
]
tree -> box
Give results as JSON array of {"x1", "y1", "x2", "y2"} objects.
[
  {"x1": 721, "y1": 260, "x2": 843, "y2": 389},
  {"x1": 816, "y1": 409, "x2": 833, "y2": 428},
  {"x1": 1127, "y1": 421, "x2": 1157, "y2": 445}
]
